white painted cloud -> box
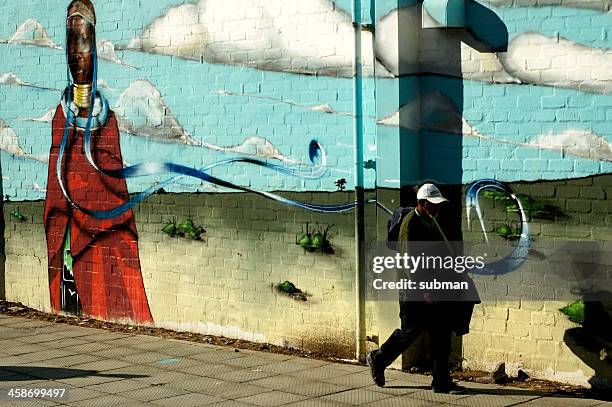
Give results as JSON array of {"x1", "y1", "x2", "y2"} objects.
[
  {"x1": 96, "y1": 79, "x2": 116, "y2": 92},
  {"x1": 2, "y1": 19, "x2": 62, "y2": 49},
  {"x1": 443, "y1": 32, "x2": 612, "y2": 93},
  {"x1": 0, "y1": 71, "x2": 59, "y2": 91},
  {"x1": 216, "y1": 89, "x2": 354, "y2": 116},
  {"x1": 205, "y1": 136, "x2": 299, "y2": 164},
  {"x1": 310, "y1": 104, "x2": 340, "y2": 114},
  {"x1": 481, "y1": 0, "x2": 611, "y2": 11},
  {"x1": 22, "y1": 108, "x2": 56, "y2": 123},
  {"x1": 0, "y1": 120, "x2": 27, "y2": 158},
  {"x1": 526, "y1": 130, "x2": 612, "y2": 162},
  {"x1": 0, "y1": 72, "x2": 26, "y2": 86},
  {"x1": 115, "y1": 81, "x2": 304, "y2": 164},
  {"x1": 458, "y1": 43, "x2": 522, "y2": 84},
  {"x1": 31, "y1": 183, "x2": 46, "y2": 192},
  {"x1": 378, "y1": 103, "x2": 415, "y2": 129},
  {"x1": 378, "y1": 91, "x2": 612, "y2": 162},
  {"x1": 124, "y1": 0, "x2": 384, "y2": 77},
  {"x1": 0, "y1": 119, "x2": 48, "y2": 163},
  {"x1": 499, "y1": 32, "x2": 612, "y2": 94},
  {"x1": 113, "y1": 80, "x2": 200, "y2": 146},
  {"x1": 381, "y1": 9, "x2": 612, "y2": 92},
  {"x1": 374, "y1": 6, "x2": 420, "y2": 77},
  {"x1": 377, "y1": 91, "x2": 484, "y2": 138},
  {"x1": 96, "y1": 39, "x2": 137, "y2": 69}
]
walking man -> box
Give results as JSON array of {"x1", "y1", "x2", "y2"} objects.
[{"x1": 367, "y1": 183, "x2": 470, "y2": 394}]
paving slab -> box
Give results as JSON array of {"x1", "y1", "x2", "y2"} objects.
[
  {"x1": 234, "y1": 390, "x2": 309, "y2": 406},
  {"x1": 512, "y1": 396, "x2": 609, "y2": 406},
  {"x1": 36, "y1": 338, "x2": 92, "y2": 349},
  {"x1": 256, "y1": 360, "x2": 318, "y2": 375},
  {"x1": 146, "y1": 356, "x2": 204, "y2": 371},
  {"x1": 132, "y1": 370, "x2": 201, "y2": 386},
  {"x1": 69, "y1": 394, "x2": 150, "y2": 407},
  {"x1": 151, "y1": 392, "x2": 226, "y2": 406},
  {"x1": 442, "y1": 394, "x2": 523, "y2": 407},
  {"x1": 194, "y1": 381, "x2": 271, "y2": 400},
  {"x1": 324, "y1": 371, "x2": 390, "y2": 388},
  {"x1": 11, "y1": 333, "x2": 70, "y2": 344},
  {"x1": 215, "y1": 366, "x2": 278, "y2": 383},
  {"x1": 289, "y1": 366, "x2": 361, "y2": 381},
  {"x1": 57, "y1": 387, "x2": 109, "y2": 403},
  {"x1": 26, "y1": 354, "x2": 104, "y2": 368},
  {"x1": 68, "y1": 359, "x2": 135, "y2": 372},
  {"x1": 319, "y1": 388, "x2": 397, "y2": 405},
  {"x1": 84, "y1": 378, "x2": 152, "y2": 394},
  {"x1": 117, "y1": 383, "x2": 188, "y2": 401},
  {"x1": 209, "y1": 401, "x2": 269, "y2": 407},
  {"x1": 171, "y1": 361, "x2": 237, "y2": 378},
  {"x1": 284, "y1": 399, "x2": 353, "y2": 407},
  {"x1": 88, "y1": 346, "x2": 145, "y2": 359},
  {"x1": 365, "y1": 397, "x2": 446, "y2": 407},
  {"x1": 119, "y1": 351, "x2": 178, "y2": 365},
  {"x1": 167, "y1": 376, "x2": 228, "y2": 392},
  {"x1": 250, "y1": 374, "x2": 353, "y2": 398},
  {"x1": 187, "y1": 349, "x2": 251, "y2": 363},
  {"x1": 409, "y1": 388, "x2": 472, "y2": 404},
  {"x1": 365, "y1": 380, "x2": 428, "y2": 396}
]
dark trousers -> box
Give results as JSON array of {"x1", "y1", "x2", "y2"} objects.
[{"x1": 375, "y1": 301, "x2": 453, "y2": 386}]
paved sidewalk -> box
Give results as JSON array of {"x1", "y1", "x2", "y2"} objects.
[{"x1": 0, "y1": 315, "x2": 608, "y2": 407}]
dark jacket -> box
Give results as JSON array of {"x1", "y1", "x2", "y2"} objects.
[{"x1": 398, "y1": 209, "x2": 479, "y2": 336}]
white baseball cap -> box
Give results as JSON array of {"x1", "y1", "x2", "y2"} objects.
[{"x1": 416, "y1": 183, "x2": 448, "y2": 204}]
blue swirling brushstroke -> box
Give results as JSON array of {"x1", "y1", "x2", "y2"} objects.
[
  {"x1": 57, "y1": 44, "x2": 360, "y2": 218},
  {"x1": 465, "y1": 179, "x2": 530, "y2": 275}
]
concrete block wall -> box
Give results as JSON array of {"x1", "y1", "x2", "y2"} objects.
[
  {"x1": 3, "y1": 191, "x2": 377, "y2": 358},
  {"x1": 461, "y1": 175, "x2": 612, "y2": 386},
  {"x1": 134, "y1": 192, "x2": 364, "y2": 356}
]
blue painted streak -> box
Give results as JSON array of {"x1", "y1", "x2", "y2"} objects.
[{"x1": 465, "y1": 179, "x2": 530, "y2": 275}]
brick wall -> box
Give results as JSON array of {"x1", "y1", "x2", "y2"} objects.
[
  {"x1": 461, "y1": 175, "x2": 612, "y2": 386},
  {"x1": 3, "y1": 191, "x2": 380, "y2": 358}
]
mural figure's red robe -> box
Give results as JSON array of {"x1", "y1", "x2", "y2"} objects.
[{"x1": 44, "y1": 104, "x2": 153, "y2": 323}]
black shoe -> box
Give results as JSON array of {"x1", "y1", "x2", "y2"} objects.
[
  {"x1": 431, "y1": 381, "x2": 466, "y2": 394},
  {"x1": 366, "y1": 350, "x2": 385, "y2": 387}
]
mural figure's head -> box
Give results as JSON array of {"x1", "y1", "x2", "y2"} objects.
[{"x1": 67, "y1": 0, "x2": 96, "y2": 86}]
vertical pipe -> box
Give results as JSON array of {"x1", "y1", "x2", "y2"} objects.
[{"x1": 353, "y1": 0, "x2": 366, "y2": 362}]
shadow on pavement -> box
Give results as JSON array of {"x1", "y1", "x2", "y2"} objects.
[
  {"x1": 0, "y1": 366, "x2": 148, "y2": 381},
  {"x1": 382, "y1": 383, "x2": 551, "y2": 398}
]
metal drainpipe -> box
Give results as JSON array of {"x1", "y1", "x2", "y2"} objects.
[{"x1": 353, "y1": 0, "x2": 366, "y2": 362}]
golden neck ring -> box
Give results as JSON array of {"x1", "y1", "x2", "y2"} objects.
[{"x1": 73, "y1": 83, "x2": 92, "y2": 109}]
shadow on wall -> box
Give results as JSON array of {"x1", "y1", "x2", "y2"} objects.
[
  {"x1": 557, "y1": 242, "x2": 612, "y2": 389},
  {"x1": 564, "y1": 302, "x2": 612, "y2": 390},
  {"x1": 419, "y1": 2, "x2": 508, "y2": 242},
  {"x1": 399, "y1": 0, "x2": 508, "y2": 370}
]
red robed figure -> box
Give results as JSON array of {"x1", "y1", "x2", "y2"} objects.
[
  {"x1": 44, "y1": 107, "x2": 153, "y2": 323},
  {"x1": 44, "y1": 0, "x2": 152, "y2": 323}
]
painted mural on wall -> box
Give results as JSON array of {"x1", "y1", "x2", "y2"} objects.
[
  {"x1": 0, "y1": 0, "x2": 611, "y2": 200},
  {"x1": 0, "y1": 1, "x2": 610, "y2": 312},
  {"x1": 44, "y1": 0, "x2": 152, "y2": 321}
]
